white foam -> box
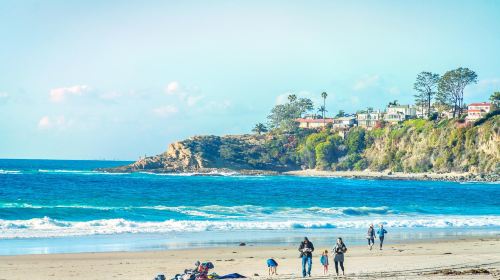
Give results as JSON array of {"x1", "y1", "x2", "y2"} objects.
[
  {"x1": 0, "y1": 169, "x2": 21, "y2": 174},
  {"x1": 37, "y1": 169, "x2": 129, "y2": 175},
  {"x1": 1, "y1": 216, "x2": 500, "y2": 239},
  {"x1": 0, "y1": 204, "x2": 392, "y2": 217},
  {"x1": 139, "y1": 170, "x2": 239, "y2": 176}
]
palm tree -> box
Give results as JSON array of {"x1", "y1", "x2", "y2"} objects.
[
  {"x1": 288, "y1": 94, "x2": 297, "y2": 103},
  {"x1": 252, "y1": 123, "x2": 268, "y2": 135},
  {"x1": 317, "y1": 106, "x2": 328, "y2": 127},
  {"x1": 321, "y1": 92, "x2": 328, "y2": 118}
]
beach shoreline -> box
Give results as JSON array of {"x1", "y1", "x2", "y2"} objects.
[
  {"x1": 284, "y1": 169, "x2": 499, "y2": 182},
  {"x1": 1, "y1": 236, "x2": 499, "y2": 280}
]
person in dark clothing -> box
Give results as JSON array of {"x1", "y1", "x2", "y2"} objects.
[
  {"x1": 332, "y1": 237, "x2": 347, "y2": 276},
  {"x1": 298, "y1": 237, "x2": 314, "y2": 277},
  {"x1": 367, "y1": 224, "x2": 376, "y2": 250}
]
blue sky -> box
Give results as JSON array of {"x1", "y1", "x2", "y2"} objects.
[{"x1": 0, "y1": 0, "x2": 499, "y2": 160}]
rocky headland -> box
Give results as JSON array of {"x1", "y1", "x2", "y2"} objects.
[{"x1": 101, "y1": 116, "x2": 499, "y2": 182}]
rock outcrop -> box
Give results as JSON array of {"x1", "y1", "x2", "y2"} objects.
[
  {"x1": 102, "y1": 115, "x2": 499, "y2": 179},
  {"x1": 102, "y1": 134, "x2": 294, "y2": 174},
  {"x1": 363, "y1": 116, "x2": 499, "y2": 174}
]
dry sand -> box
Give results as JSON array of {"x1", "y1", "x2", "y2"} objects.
[{"x1": 1, "y1": 237, "x2": 499, "y2": 280}]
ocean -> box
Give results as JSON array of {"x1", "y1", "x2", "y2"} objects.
[{"x1": 0, "y1": 159, "x2": 499, "y2": 255}]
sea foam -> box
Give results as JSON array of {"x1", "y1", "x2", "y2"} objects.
[{"x1": 1, "y1": 215, "x2": 500, "y2": 239}]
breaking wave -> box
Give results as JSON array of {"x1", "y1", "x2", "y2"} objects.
[
  {"x1": 1, "y1": 216, "x2": 500, "y2": 239},
  {"x1": 0, "y1": 203, "x2": 394, "y2": 218},
  {"x1": 0, "y1": 169, "x2": 21, "y2": 174}
]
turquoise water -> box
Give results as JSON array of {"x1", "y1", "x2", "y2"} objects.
[{"x1": 0, "y1": 159, "x2": 499, "y2": 255}]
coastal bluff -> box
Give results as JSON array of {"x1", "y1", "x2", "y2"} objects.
[
  {"x1": 101, "y1": 134, "x2": 293, "y2": 175},
  {"x1": 101, "y1": 116, "x2": 499, "y2": 181}
]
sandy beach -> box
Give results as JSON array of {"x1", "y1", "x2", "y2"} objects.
[{"x1": 1, "y1": 237, "x2": 499, "y2": 280}]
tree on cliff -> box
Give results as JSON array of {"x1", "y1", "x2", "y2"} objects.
[
  {"x1": 317, "y1": 105, "x2": 327, "y2": 119},
  {"x1": 490, "y1": 92, "x2": 500, "y2": 109},
  {"x1": 252, "y1": 123, "x2": 268, "y2": 135},
  {"x1": 267, "y1": 95, "x2": 314, "y2": 130},
  {"x1": 321, "y1": 92, "x2": 328, "y2": 118},
  {"x1": 388, "y1": 100, "x2": 399, "y2": 107},
  {"x1": 414, "y1": 72, "x2": 440, "y2": 118},
  {"x1": 437, "y1": 68, "x2": 477, "y2": 118},
  {"x1": 336, "y1": 110, "x2": 346, "y2": 117}
]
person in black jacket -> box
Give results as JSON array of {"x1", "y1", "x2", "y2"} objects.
[{"x1": 298, "y1": 237, "x2": 314, "y2": 277}]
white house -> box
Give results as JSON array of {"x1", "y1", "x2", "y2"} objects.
[
  {"x1": 356, "y1": 110, "x2": 384, "y2": 129},
  {"x1": 332, "y1": 116, "x2": 356, "y2": 129},
  {"x1": 385, "y1": 105, "x2": 417, "y2": 123},
  {"x1": 296, "y1": 117, "x2": 334, "y2": 129},
  {"x1": 466, "y1": 102, "x2": 492, "y2": 122}
]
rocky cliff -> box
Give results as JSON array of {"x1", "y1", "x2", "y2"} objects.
[
  {"x1": 103, "y1": 116, "x2": 499, "y2": 178},
  {"x1": 363, "y1": 116, "x2": 499, "y2": 174},
  {"x1": 103, "y1": 134, "x2": 296, "y2": 174}
]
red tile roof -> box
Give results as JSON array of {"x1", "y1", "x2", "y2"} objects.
[
  {"x1": 296, "y1": 118, "x2": 334, "y2": 123},
  {"x1": 468, "y1": 102, "x2": 491, "y2": 107}
]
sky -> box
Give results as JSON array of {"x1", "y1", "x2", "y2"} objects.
[{"x1": 0, "y1": 0, "x2": 499, "y2": 160}]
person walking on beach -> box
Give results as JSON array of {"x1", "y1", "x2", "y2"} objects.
[
  {"x1": 298, "y1": 237, "x2": 314, "y2": 277},
  {"x1": 332, "y1": 237, "x2": 347, "y2": 276},
  {"x1": 320, "y1": 250, "x2": 329, "y2": 275},
  {"x1": 377, "y1": 224, "x2": 388, "y2": 250},
  {"x1": 367, "y1": 224, "x2": 376, "y2": 250}
]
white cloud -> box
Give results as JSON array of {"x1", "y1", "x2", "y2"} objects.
[
  {"x1": 164, "y1": 81, "x2": 207, "y2": 107},
  {"x1": 38, "y1": 115, "x2": 73, "y2": 130},
  {"x1": 38, "y1": 116, "x2": 51, "y2": 129},
  {"x1": 166, "y1": 81, "x2": 180, "y2": 94},
  {"x1": 353, "y1": 75, "x2": 380, "y2": 91},
  {"x1": 152, "y1": 105, "x2": 179, "y2": 117},
  {"x1": 50, "y1": 85, "x2": 90, "y2": 102}
]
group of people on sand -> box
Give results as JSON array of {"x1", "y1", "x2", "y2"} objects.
[
  {"x1": 367, "y1": 224, "x2": 387, "y2": 251},
  {"x1": 266, "y1": 224, "x2": 388, "y2": 278}
]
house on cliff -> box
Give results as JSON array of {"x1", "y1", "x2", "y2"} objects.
[
  {"x1": 466, "y1": 102, "x2": 492, "y2": 123},
  {"x1": 296, "y1": 117, "x2": 334, "y2": 129}
]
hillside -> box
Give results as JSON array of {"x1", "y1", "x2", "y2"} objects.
[
  {"x1": 104, "y1": 134, "x2": 297, "y2": 174},
  {"x1": 103, "y1": 116, "x2": 499, "y2": 179}
]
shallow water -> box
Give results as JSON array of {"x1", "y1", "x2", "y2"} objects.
[{"x1": 0, "y1": 159, "x2": 499, "y2": 255}]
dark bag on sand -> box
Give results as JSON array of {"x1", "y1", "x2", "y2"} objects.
[{"x1": 154, "y1": 275, "x2": 166, "y2": 280}]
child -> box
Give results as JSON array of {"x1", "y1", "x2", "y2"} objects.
[
  {"x1": 266, "y1": 258, "x2": 278, "y2": 275},
  {"x1": 320, "y1": 250, "x2": 329, "y2": 275}
]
